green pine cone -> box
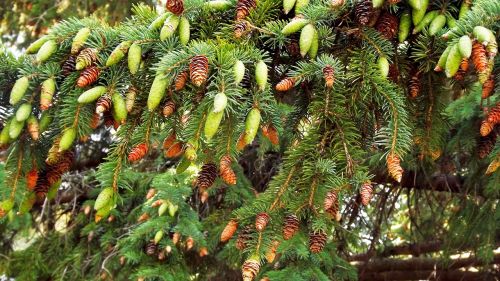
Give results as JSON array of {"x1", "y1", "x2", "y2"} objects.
[
  {"x1": 18, "y1": 193, "x2": 36, "y2": 215},
  {"x1": 9, "y1": 76, "x2": 29, "y2": 105},
  {"x1": 147, "y1": 74, "x2": 168, "y2": 111},
  {"x1": 59, "y1": 127, "x2": 77, "y2": 152},
  {"x1": 445, "y1": 44, "x2": 462, "y2": 78},
  {"x1": 458, "y1": 1, "x2": 470, "y2": 20},
  {"x1": 41, "y1": 78, "x2": 56, "y2": 100},
  {"x1": 95, "y1": 187, "x2": 114, "y2": 210},
  {"x1": 78, "y1": 86, "x2": 107, "y2": 104},
  {"x1": 458, "y1": 35, "x2": 472, "y2": 58},
  {"x1": 39, "y1": 111, "x2": 52, "y2": 133},
  {"x1": 9, "y1": 119, "x2": 25, "y2": 140},
  {"x1": 112, "y1": 92, "x2": 127, "y2": 124},
  {"x1": 294, "y1": 0, "x2": 309, "y2": 14},
  {"x1": 378, "y1": 56, "x2": 389, "y2": 78},
  {"x1": 413, "y1": 10, "x2": 438, "y2": 34},
  {"x1": 0, "y1": 199, "x2": 14, "y2": 214},
  {"x1": 244, "y1": 108, "x2": 261, "y2": 144},
  {"x1": 204, "y1": 110, "x2": 224, "y2": 140},
  {"x1": 233, "y1": 60, "x2": 245, "y2": 85},
  {"x1": 255, "y1": 60, "x2": 268, "y2": 91},
  {"x1": 15, "y1": 103, "x2": 32, "y2": 122},
  {"x1": 185, "y1": 143, "x2": 198, "y2": 161},
  {"x1": 205, "y1": 0, "x2": 232, "y2": 11},
  {"x1": 300, "y1": 24, "x2": 315, "y2": 57},
  {"x1": 106, "y1": 41, "x2": 132, "y2": 67},
  {"x1": 398, "y1": 12, "x2": 411, "y2": 42},
  {"x1": 168, "y1": 204, "x2": 178, "y2": 217},
  {"x1": 36, "y1": 40, "x2": 57, "y2": 63},
  {"x1": 176, "y1": 157, "x2": 191, "y2": 174},
  {"x1": 307, "y1": 28, "x2": 319, "y2": 59},
  {"x1": 0, "y1": 120, "x2": 11, "y2": 145},
  {"x1": 282, "y1": 18, "x2": 309, "y2": 35},
  {"x1": 149, "y1": 13, "x2": 170, "y2": 30},
  {"x1": 158, "y1": 202, "x2": 169, "y2": 216},
  {"x1": 283, "y1": 0, "x2": 296, "y2": 14},
  {"x1": 408, "y1": 0, "x2": 421, "y2": 10},
  {"x1": 178, "y1": 17, "x2": 190, "y2": 45},
  {"x1": 128, "y1": 43, "x2": 142, "y2": 75},
  {"x1": 412, "y1": 0, "x2": 429, "y2": 25},
  {"x1": 213, "y1": 92, "x2": 228, "y2": 113},
  {"x1": 154, "y1": 230, "x2": 164, "y2": 244},
  {"x1": 160, "y1": 15, "x2": 180, "y2": 41},
  {"x1": 71, "y1": 27, "x2": 91, "y2": 54},
  {"x1": 428, "y1": 14, "x2": 446, "y2": 35},
  {"x1": 446, "y1": 15, "x2": 456, "y2": 28},
  {"x1": 473, "y1": 26, "x2": 493, "y2": 44},
  {"x1": 434, "y1": 45, "x2": 451, "y2": 72},
  {"x1": 26, "y1": 36, "x2": 49, "y2": 54}
]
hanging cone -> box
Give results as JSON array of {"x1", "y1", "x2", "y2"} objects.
[
  {"x1": 128, "y1": 143, "x2": 149, "y2": 163},
  {"x1": 76, "y1": 66, "x2": 100, "y2": 88},
  {"x1": 323, "y1": 65, "x2": 335, "y2": 88},
  {"x1": 186, "y1": 237, "x2": 195, "y2": 250},
  {"x1": 162, "y1": 101, "x2": 176, "y2": 117},
  {"x1": 354, "y1": 0, "x2": 378, "y2": 26},
  {"x1": 146, "y1": 188, "x2": 156, "y2": 200},
  {"x1": 360, "y1": 181, "x2": 373, "y2": 206},
  {"x1": 234, "y1": 20, "x2": 250, "y2": 39},
  {"x1": 196, "y1": 163, "x2": 217, "y2": 190},
  {"x1": 282, "y1": 214, "x2": 299, "y2": 240},
  {"x1": 242, "y1": 256, "x2": 260, "y2": 281},
  {"x1": 162, "y1": 132, "x2": 177, "y2": 151},
  {"x1": 96, "y1": 95, "x2": 112, "y2": 114},
  {"x1": 387, "y1": 153, "x2": 403, "y2": 182},
  {"x1": 236, "y1": 226, "x2": 253, "y2": 250},
  {"x1": 236, "y1": 0, "x2": 257, "y2": 20},
  {"x1": 165, "y1": 142, "x2": 184, "y2": 158},
  {"x1": 323, "y1": 190, "x2": 338, "y2": 211},
  {"x1": 261, "y1": 124, "x2": 279, "y2": 145},
  {"x1": 477, "y1": 133, "x2": 497, "y2": 159},
  {"x1": 220, "y1": 155, "x2": 237, "y2": 185},
  {"x1": 75, "y1": 48, "x2": 98, "y2": 70},
  {"x1": 255, "y1": 212, "x2": 270, "y2": 232},
  {"x1": 480, "y1": 120, "x2": 494, "y2": 137},
  {"x1": 166, "y1": 0, "x2": 184, "y2": 14},
  {"x1": 174, "y1": 71, "x2": 189, "y2": 91},
  {"x1": 309, "y1": 230, "x2": 327, "y2": 253},
  {"x1": 485, "y1": 156, "x2": 500, "y2": 175},
  {"x1": 220, "y1": 219, "x2": 239, "y2": 242},
  {"x1": 90, "y1": 113, "x2": 101, "y2": 129},
  {"x1": 471, "y1": 41, "x2": 488, "y2": 73},
  {"x1": 275, "y1": 77, "x2": 296, "y2": 91},
  {"x1": 34, "y1": 177, "x2": 50, "y2": 199},
  {"x1": 125, "y1": 86, "x2": 137, "y2": 113},
  {"x1": 408, "y1": 72, "x2": 420, "y2": 98},
  {"x1": 265, "y1": 240, "x2": 280, "y2": 263},
  {"x1": 482, "y1": 76, "x2": 494, "y2": 99},
  {"x1": 189, "y1": 55, "x2": 209, "y2": 87},
  {"x1": 237, "y1": 133, "x2": 248, "y2": 151},
  {"x1": 375, "y1": 12, "x2": 399, "y2": 39},
  {"x1": 26, "y1": 168, "x2": 38, "y2": 190},
  {"x1": 61, "y1": 55, "x2": 77, "y2": 76},
  {"x1": 453, "y1": 59, "x2": 469, "y2": 81},
  {"x1": 486, "y1": 103, "x2": 500, "y2": 125}
]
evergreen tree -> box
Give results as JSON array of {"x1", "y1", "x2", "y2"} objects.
[{"x1": 0, "y1": 0, "x2": 499, "y2": 280}]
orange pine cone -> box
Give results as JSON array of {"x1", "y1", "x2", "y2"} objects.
[
  {"x1": 323, "y1": 65, "x2": 335, "y2": 88},
  {"x1": 387, "y1": 153, "x2": 403, "y2": 182},
  {"x1": 282, "y1": 214, "x2": 299, "y2": 240},
  {"x1": 76, "y1": 66, "x2": 100, "y2": 88},
  {"x1": 128, "y1": 143, "x2": 149, "y2": 163},
  {"x1": 482, "y1": 76, "x2": 494, "y2": 99},
  {"x1": 265, "y1": 240, "x2": 280, "y2": 263},
  {"x1": 480, "y1": 120, "x2": 494, "y2": 136},
  {"x1": 262, "y1": 124, "x2": 279, "y2": 145},
  {"x1": 96, "y1": 95, "x2": 112, "y2": 114},
  {"x1": 189, "y1": 55, "x2": 209, "y2": 87},
  {"x1": 162, "y1": 132, "x2": 177, "y2": 151},
  {"x1": 234, "y1": 20, "x2": 249, "y2": 39},
  {"x1": 309, "y1": 230, "x2": 327, "y2": 253},
  {"x1": 162, "y1": 101, "x2": 176, "y2": 117},
  {"x1": 360, "y1": 181, "x2": 373, "y2": 206},
  {"x1": 174, "y1": 71, "x2": 189, "y2": 91},
  {"x1": 486, "y1": 103, "x2": 500, "y2": 125},
  {"x1": 90, "y1": 112, "x2": 101, "y2": 129},
  {"x1": 220, "y1": 155, "x2": 237, "y2": 185},
  {"x1": 26, "y1": 168, "x2": 38, "y2": 190},
  {"x1": 165, "y1": 142, "x2": 184, "y2": 158},
  {"x1": 186, "y1": 236, "x2": 195, "y2": 250},
  {"x1": 275, "y1": 77, "x2": 296, "y2": 91},
  {"x1": 471, "y1": 41, "x2": 488, "y2": 73},
  {"x1": 166, "y1": 0, "x2": 184, "y2": 15},
  {"x1": 236, "y1": 0, "x2": 256, "y2": 20},
  {"x1": 236, "y1": 133, "x2": 247, "y2": 151},
  {"x1": 323, "y1": 190, "x2": 338, "y2": 212},
  {"x1": 220, "y1": 219, "x2": 239, "y2": 242}
]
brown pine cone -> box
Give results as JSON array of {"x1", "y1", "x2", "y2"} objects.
[
  {"x1": 220, "y1": 219, "x2": 239, "y2": 242},
  {"x1": 255, "y1": 212, "x2": 270, "y2": 232},
  {"x1": 196, "y1": 163, "x2": 218, "y2": 190},
  {"x1": 486, "y1": 103, "x2": 500, "y2": 125},
  {"x1": 408, "y1": 72, "x2": 421, "y2": 99},
  {"x1": 354, "y1": 0, "x2": 379, "y2": 27},
  {"x1": 387, "y1": 153, "x2": 403, "y2": 182},
  {"x1": 189, "y1": 55, "x2": 209, "y2": 87},
  {"x1": 283, "y1": 214, "x2": 300, "y2": 240},
  {"x1": 77, "y1": 66, "x2": 100, "y2": 88},
  {"x1": 174, "y1": 71, "x2": 189, "y2": 91},
  {"x1": 360, "y1": 181, "x2": 373, "y2": 206},
  {"x1": 482, "y1": 75, "x2": 495, "y2": 99},
  {"x1": 220, "y1": 155, "x2": 237, "y2": 185},
  {"x1": 478, "y1": 133, "x2": 497, "y2": 159},
  {"x1": 375, "y1": 12, "x2": 399, "y2": 39},
  {"x1": 162, "y1": 101, "x2": 176, "y2": 117},
  {"x1": 145, "y1": 241, "x2": 158, "y2": 256},
  {"x1": 236, "y1": 0, "x2": 257, "y2": 20},
  {"x1": 61, "y1": 55, "x2": 77, "y2": 76},
  {"x1": 323, "y1": 65, "x2": 335, "y2": 88},
  {"x1": 234, "y1": 20, "x2": 250, "y2": 39},
  {"x1": 309, "y1": 230, "x2": 327, "y2": 253},
  {"x1": 166, "y1": 0, "x2": 184, "y2": 15},
  {"x1": 480, "y1": 120, "x2": 494, "y2": 137},
  {"x1": 96, "y1": 95, "x2": 112, "y2": 114},
  {"x1": 236, "y1": 226, "x2": 253, "y2": 250},
  {"x1": 242, "y1": 257, "x2": 260, "y2": 281}
]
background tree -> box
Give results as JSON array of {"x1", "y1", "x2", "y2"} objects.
[{"x1": 0, "y1": 0, "x2": 499, "y2": 281}]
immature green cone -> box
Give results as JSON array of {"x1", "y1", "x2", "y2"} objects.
[
  {"x1": 9, "y1": 76, "x2": 29, "y2": 105},
  {"x1": 283, "y1": 0, "x2": 296, "y2": 14},
  {"x1": 71, "y1": 27, "x2": 91, "y2": 54},
  {"x1": 213, "y1": 92, "x2": 228, "y2": 113},
  {"x1": 408, "y1": 0, "x2": 421, "y2": 10},
  {"x1": 147, "y1": 74, "x2": 168, "y2": 111},
  {"x1": 204, "y1": 110, "x2": 224, "y2": 140},
  {"x1": 458, "y1": 35, "x2": 472, "y2": 58},
  {"x1": 413, "y1": 10, "x2": 438, "y2": 34},
  {"x1": 412, "y1": 0, "x2": 429, "y2": 25},
  {"x1": 106, "y1": 41, "x2": 132, "y2": 67},
  {"x1": 94, "y1": 187, "x2": 114, "y2": 210},
  {"x1": 428, "y1": 14, "x2": 446, "y2": 36},
  {"x1": 206, "y1": 0, "x2": 232, "y2": 10},
  {"x1": 125, "y1": 87, "x2": 137, "y2": 113},
  {"x1": 282, "y1": 18, "x2": 309, "y2": 35},
  {"x1": 398, "y1": 12, "x2": 411, "y2": 42},
  {"x1": 59, "y1": 127, "x2": 77, "y2": 152},
  {"x1": 39, "y1": 112, "x2": 52, "y2": 133},
  {"x1": 372, "y1": 0, "x2": 384, "y2": 8},
  {"x1": 95, "y1": 205, "x2": 112, "y2": 222},
  {"x1": 446, "y1": 15, "x2": 456, "y2": 28},
  {"x1": 176, "y1": 157, "x2": 191, "y2": 174},
  {"x1": 308, "y1": 28, "x2": 319, "y2": 59},
  {"x1": 27, "y1": 115, "x2": 39, "y2": 141},
  {"x1": 178, "y1": 17, "x2": 190, "y2": 45},
  {"x1": 168, "y1": 204, "x2": 178, "y2": 217},
  {"x1": 0, "y1": 120, "x2": 12, "y2": 146},
  {"x1": 160, "y1": 15, "x2": 180, "y2": 41},
  {"x1": 36, "y1": 40, "x2": 57, "y2": 63},
  {"x1": 185, "y1": 142, "x2": 198, "y2": 161},
  {"x1": 378, "y1": 56, "x2": 389, "y2": 78},
  {"x1": 445, "y1": 44, "x2": 462, "y2": 78},
  {"x1": 300, "y1": 24, "x2": 315, "y2": 57},
  {"x1": 15, "y1": 103, "x2": 32, "y2": 122},
  {"x1": 112, "y1": 92, "x2": 127, "y2": 124},
  {"x1": 434, "y1": 45, "x2": 451, "y2": 72},
  {"x1": 458, "y1": 1, "x2": 470, "y2": 19},
  {"x1": 244, "y1": 108, "x2": 261, "y2": 144},
  {"x1": 294, "y1": 0, "x2": 309, "y2": 14},
  {"x1": 9, "y1": 119, "x2": 25, "y2": 140},
  {"x1": 0, "y1": 199, "x2": 14, "y2": 217},
  {"x1": 26, "y1": 36, "x2": 49, "y2": 54},
  {"x1": 128, "y1": 43, "x2": 142, "y2": 75},
  {"x1": 149, "y1": 13, "x2": 170, "y2": 30},
  {"x1": 78, "y1": 86, "x2": 107, "y2": 103},
  {"x1": 75, "y1": 48, "x2": 98, "y2": 70},
  {"x1": 18, "y1": 193, "x2": 36, "y2": 215},
  {"x1": 158, "y1": 202, "x2": 169, "y2": 216},
  {"x1": 234, "y1": 60, "x2": 246, "y2": 84},
  {"x1": 154, "y1": 230, "x2": 164, "y2": 244},
  {"x1": 40, "y1": 78, "x2": 56, "y2": 110},
  {"x1": 255, "y1": 60, "x2": 268, "y2": 91},
  {"x1": 473, "y1": 26, "x2": 493, "y2": 44}
]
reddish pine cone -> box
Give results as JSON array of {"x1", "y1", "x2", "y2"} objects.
[
  {"x1": 76, "y1": 66, "x2": 100, "y2": 88},
  {"x1": 220, "y1": 219, "x2": 238, "y2": 242},
  {"x1": 486, "y1": 103, "x2": 500, "y2": 125},
  {"x1": 482, "y1": 76, "x2": 494, "y2": 99},
  {"x1": 242, "y1": 257, "x2": 260, "y2": 281},
  {"x1": 189, "y1": 55, "x2": 209, "y2": 87},
  {"x1": 408, "y1": 73, "x2": 420, "y2": 99},
  {"x1": 282, "y1": 214, "x2": 299, "y2": 240},
  {"x1": 236, "y1": 0, "x2": 257, "y2": 20},
  {"x1": 128, "y1": 143, "x2": 149, "y2": 163},
  {"x1": 166, "y1": 0, "x2": 184, "y2": 15},
  {"x1": 323, "y1": 65, "x2": 335, "y2": 88},
  {"x1": 96, "y1": 95, "x2": 112, "y2": 114},
  {"x1": 46, "y1": 151, "x2": 74, "y2": 185},
  {"x1": 478, "y1": 133, "x2": 497, "y2": 159},
  {"x1": 26, "y1": 168, "x2": 38, "y2": 190},
  {"x1": 165, "y1": 142, "x2": 184, "y2": 158},
  {"x1": 262, "y1": 124, "x2": 279, "y2": 145},
  {"x1": 375, "y1": 12, "x2": 399, "y2": 39},
  {"x1": 174, "y1": 71, "x2": 189, "y2": 91},
  {"x1": 275, "y1": 77, "x2": 296, "y2": 91},
  {"x1": 220, "y1": 155, "x2": 237, "y2": 185},
  {"x1": 234, "y1": 20, "x2": 249, "y2": 39},
  {"x1": 197, "y1": 163, "x2": 217, "y2": 190},
  {"x1": 61, "y1": 55, "x2": 76, "y2": 76},
  {"x1": 454, "y1": 59, "x2": 469, "y2": 81},
  {"x1": 354, "y1": 0, "x2": 378, "y2": 26},
  {"x1": 162, "y1": 101, "x2": 176, "y2": 117},
  {"x1": 309, "y1": 230, "x2": 327, "y2": 253},
  {"x1": 34, "y1": 177, "x2": 50, "y2": 199},
  {"x1": 360, "y1": 181, "x2": 373, "y2": 206},
  {"x1": 255, "y1": 212, "x2": 270, "y2": 232},
  {"x1": 471, "y1": 41, "x2": 488, "y2": 73},
  {"x1": 90, "y1": 113, "x2": 101, "y2": 129},
  {"x1": 387, "y1": 153, "x2": 403, "y2": 182},
  {"x1": 480, "y1": 121, "x2": 494, "y2": 137},
  {"x1": 162, "y1": 132, "x2": 177, "y2": 151}
]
